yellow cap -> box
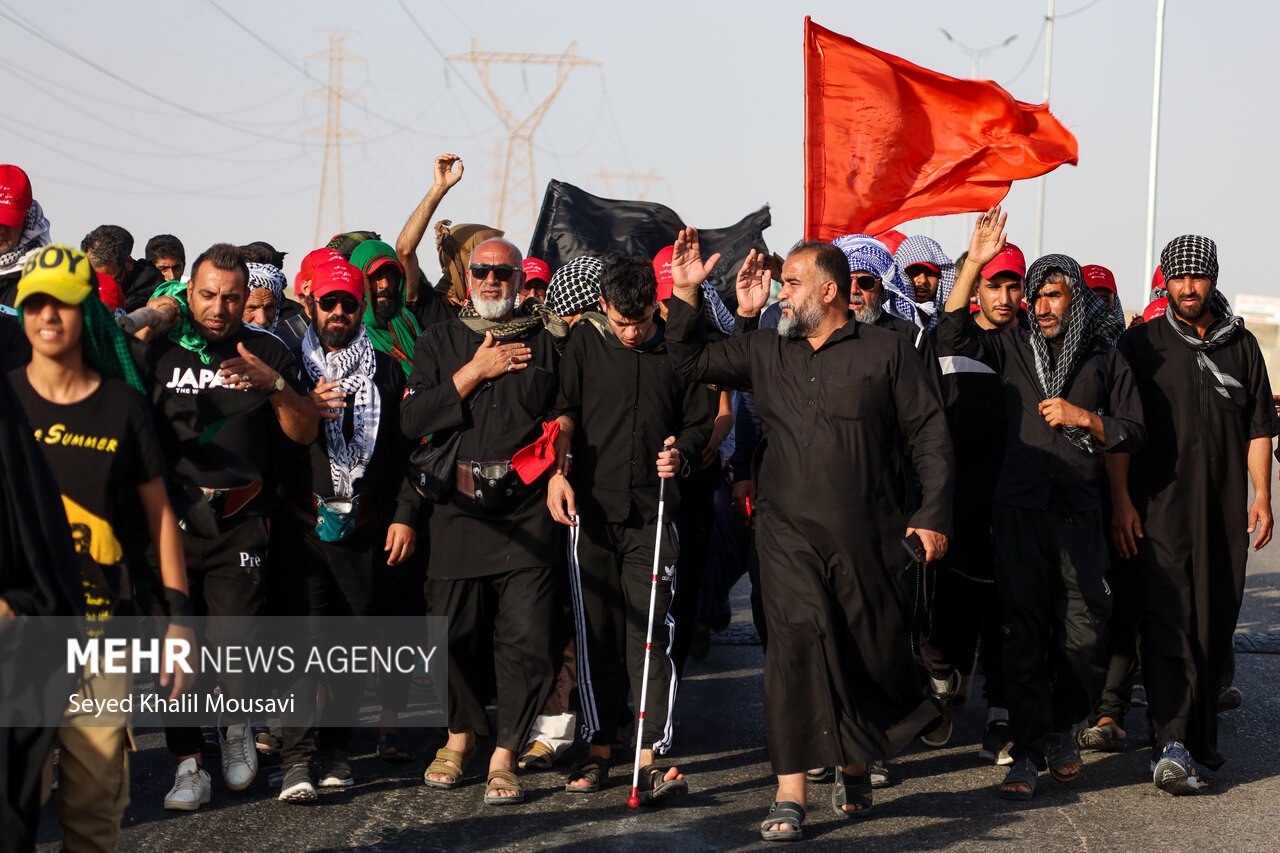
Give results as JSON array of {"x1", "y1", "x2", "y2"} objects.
[{"x1": 15, "y1": 244, "x2": 94, "y2": 308}]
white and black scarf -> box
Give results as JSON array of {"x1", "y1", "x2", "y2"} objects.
[
  {"x1": 302, "y1": 323, "x2": 381, "y2": 497},
  {"x1": 1159, "y1": 235, "x2": 1245, "y2": 406},
  {"x1": 0, "y1": 199, "x2": 50, "y2": 275},
  {"x1": 1024, "y1": 254, "x2": 1125, "y2": 454}
]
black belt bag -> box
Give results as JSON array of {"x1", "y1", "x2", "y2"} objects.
[{"x1": 456, "y1": 459, "x2": 528, "y2": 511}]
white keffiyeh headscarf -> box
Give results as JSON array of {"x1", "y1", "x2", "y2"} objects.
[
  {"x1": 302, "y1": 323, "x2": 381, "y2": 497},
  {"x1": 0, "y1": 199, "x2": 50, "y2": 275},
  {"x1": 246, "y1": 262, "x2": 287, "y2": 332},
  {"x1": 831, "y1": 233, "x2": 919, "y2": 325}
]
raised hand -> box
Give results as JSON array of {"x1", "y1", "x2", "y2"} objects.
[
  {"x1": 671, "y1": 227, "x2": 722, "y2": 294},
  {"x1": 735, "y1": 249, "x2": 771, "y2": 318},
  {"x1": 434, "y1": 153, "x2": 463, "y2": 192},
  {"x1": 219, "y1": 343, "x2": 280, "y2": 393},
  {"x1": 968, "y1": 206, "x2": 1008, "y2": 270}
]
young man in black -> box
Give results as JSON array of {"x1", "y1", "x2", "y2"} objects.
[
  {"x1": 548, "y1": 256, "x2": 712, "y2": 802},
  {"x1": 8, "y1": 244, "x2": 195, "y2": 849},
  {"x1": 401, "y1": 238, "x2": 564, "y2": 805},
  {"x1": 940, "y1": 208, "x2": 1146, "y2": 799},
  {"x1": 272, "y1": 258, "x2": 422, "y2": 802},
  {"x1": 142, "y1": 243, "x2": 318, "y2": 809}
]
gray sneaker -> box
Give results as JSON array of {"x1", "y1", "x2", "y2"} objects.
[
  {"x1": 278, "y1": 763, "x2": 317, "y2": 803},
  {"x1": 164, "y1": 757, "x2": 212, "y2": 811},
  {"x1": 318, "y1": 749, "x2": 354, "y2": 788}
]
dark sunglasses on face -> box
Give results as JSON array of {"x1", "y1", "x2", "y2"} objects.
[
  {"x1": 316, "y1": 293, "x2": 360, "y2": 313},
  {"x1": 469, "y1": 263, "x2": 518, "y2": 283},
  {"x1": 854, "y1": 275, "x2": 880, "y2": 291}
]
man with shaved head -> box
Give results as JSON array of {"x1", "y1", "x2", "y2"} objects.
[{"x1": 401, "y1": 237, "x2": 568, "y2": 806}]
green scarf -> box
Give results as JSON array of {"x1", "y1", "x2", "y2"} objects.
[
  {"x1": 350, "y1": 240, "x2": 421, "y2": 376},
  {"x1": 151, "y1": 279, "x2": 213, "y2": 365},
  {"x1": 20, "y1": 286, "x2": 146, "y2": 394}
]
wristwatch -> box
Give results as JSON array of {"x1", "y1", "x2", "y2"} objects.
[{"x1": 271, "y1": 373, "x2": 286, "y2": 393}]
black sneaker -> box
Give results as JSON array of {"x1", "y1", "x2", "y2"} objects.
[
  {"x1": 318, "y1": 749, "x2": 354, "y2": 788},
  {"x1": 278, "y1": 763, "x2": 317, "y2": 803}
]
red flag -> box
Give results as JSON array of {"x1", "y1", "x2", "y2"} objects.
[{"x1": 804, "y1": 18, "x2": 1078, "y2": 241}]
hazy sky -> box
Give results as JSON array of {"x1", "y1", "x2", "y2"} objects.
[{"x1": 3, "y1": 0, "x2": 1267, "y2": 310}]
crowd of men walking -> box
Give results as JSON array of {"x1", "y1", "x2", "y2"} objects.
[{"x1": 0, "y1": 153, "x2": 1274, "y2": 849}]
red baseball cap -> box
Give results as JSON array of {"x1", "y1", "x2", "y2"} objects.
[
  {"x1": 1150, "y1": 264, "x2": 1165, "y2": 293},
  {"x1": 296, "y1": 248, "x2": 343, "y2": 289},
  {"x1": 653, "y1": 245, "x2": 675, "y2": 301},
  {"x1": 0, "y1": 165, "x2": 32, "y2": 228},
  {"x1": 875, "y1": 229, "x2": 908, "y2": 255},
  {"x1": 1143, "y1": 296, "x2": 1168, "y2": 322},
  {"x1": 523, "y1": 257, "x2": 550, "y2": 285},
  {"x1": 981, "y1": 243, "x2": 1026, "y2": 280},
  {"x1": 1081, "y1": 264, "x2": 1117, "y2": 294},
  {"x1": 310, "y1": 259, "x2": 364, "y2": 301},
  {"x1": 904, "y1": 261, "x2": 941, "y2": 275}
]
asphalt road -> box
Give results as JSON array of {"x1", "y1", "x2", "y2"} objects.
[{"x1": 35, "y1": 546, "x2": 1280, "y2": 851}]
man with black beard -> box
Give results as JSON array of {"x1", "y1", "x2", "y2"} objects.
[
  {"x1": 940, "y1": 207, "x2": 1145, "y2": 800},
  {"x1": 350, "y1": 239, "x2": 452, "y2": 378},
  {"x1": 667, "y1": 231, "x2": 952, "y2": 841},
  {"x1": 1112, "y1": 235, "x2": 1278, "y2": 793},
  {"x1": 402, "y1": 238, "x2": 567, "y2": 806},
  {"x1": 272, "y1": 258, "x2": 421, "y2": 802}
]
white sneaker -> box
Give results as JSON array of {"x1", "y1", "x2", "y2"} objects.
[
  {"x1": 164, "y1": 757, "x2": 212, "y2": 811},
  {"x1": 220, "y1": 723, "x2": 259, "y2": 791}
]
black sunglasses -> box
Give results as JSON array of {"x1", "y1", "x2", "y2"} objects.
[
  {"x1": 316, "y1": 293, "x2": 360, "y2": 313},
  {"x1": 469, "y1": 263, "x2": 519, "y2": 283},
  {"x1": 854, "y1": 275, "x2": 880, "y2": 291}
]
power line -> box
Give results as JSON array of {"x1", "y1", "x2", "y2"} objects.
[
  {"x1": 395, "y1": 0, "x2": 500, "y2": 120},
  {"x1": 0, "y1": 3, "x2": 301, "y2": 145},
  {"x1": 1059, "y1": 0, "x2": 1106, "y2": 19}
]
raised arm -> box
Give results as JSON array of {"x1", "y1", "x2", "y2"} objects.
[
  {"x1": 947, "y1": 206, "x2": 1008, "y2": 314},
  {"x1": 396, "y1": 154, "x2": 463, "y2": 303},
  {"x1": 666, "y1": 228, "x2": 754, "y2": 389}
]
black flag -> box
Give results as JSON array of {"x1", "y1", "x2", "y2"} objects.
[{"x1": 528, "y1": 180, "x2": 771, "y2": 310}]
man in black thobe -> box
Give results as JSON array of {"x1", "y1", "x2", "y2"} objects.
[
  {"x1": 549, "y1": 256, "x2": 712, "y2": 802},
  {"x1": 1111, "y1": 235, "x2": 1277, "y2": 793},
  {"x1": 401, "y1": 238, "x2": 565, "y2": 805},
  {"x1": 940, "y1": 208, "x2": 1145, "y2": 800},
  {"x1": 667, "y1": 231, "x2": 952, "y2": 840}
]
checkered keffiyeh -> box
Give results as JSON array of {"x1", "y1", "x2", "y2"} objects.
[
  {"x1": 545, "y1": 256, "x2": 603, "y2": 318},
  {"x1": 833, "y1": 234, "x2": 918, "y2": 325},
  {"x1": 894, "y1": 236, "x2": 955, "y2": 330},
  {"x1": 246, "y1": 262, "x2": 287, "y2": 331},
  {"x1": 1024, "y1": 254, "x2": 1126, "y2": 453},
  {"x1": 1160, "y1": 234, "x2": 1219, "y2": 282},
  {"x1": 700, "y1": 281, "x2": 735, "y2": 335}
]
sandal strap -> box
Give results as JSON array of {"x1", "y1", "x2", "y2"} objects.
[
  {"x1": 763, "y1": 800, "x2": 806, "y2": 827},
  {"x1": 486, "y1": 769, "x2": 520, "y2": 787}
]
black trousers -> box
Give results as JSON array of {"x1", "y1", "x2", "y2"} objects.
[
  {"x1": 569, "y1": 508, "x2": 680, "y2": 755},
  {"x1": 992, "y1": 504, "x2": 1111, "y2": 768},
  {"x1": 671, "y1": 465, "x2": 717, "y2": 677},
  {"x1": 426, "y1": 567, "x2": 556, "y2": 753},
  {"x1": 165, "y1": 517, "x2": 269, "y2": 758},
  {"x1": 918, "y1": 562, "x2": 1007, "y2": 710},
  {"x1": 274, "y1": 522, "x2": 421, "y2": 766},
  {"x1": 756, "y1": 510, "x2": 935, "y2": 775},
  {"x1": 0, "y1": 725, "x2": 57, "y2": 853},
  {"x1": 1090, "y1": 554, "x2": 1142, "y2": 725}
]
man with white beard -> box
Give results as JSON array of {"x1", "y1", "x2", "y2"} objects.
[{"x1": 401, "y1": 238, "x2": 569, "y2": 805}]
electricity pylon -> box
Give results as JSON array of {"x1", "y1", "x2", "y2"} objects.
[
  {"x1": 307, "y1": 30, "x2": 363, "y2": 248},
  {"x1": 447, "y1": 40, "x2": 599, "y2": 242}
]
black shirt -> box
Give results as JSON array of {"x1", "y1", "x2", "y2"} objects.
[
  {"x1": 667, "y1": 296, "x2": 954, "y2": 556},
  {"x1": 9, "y1": 371, "x2": 166, "y2": 612},
  {"x1": 278, "y1": 348, "x2": 421, "y2": 530},
  {"x1": 937, "y1": 305, "x2": 1146, "y2": 512},
  {"x1": 402, "y1": 318, "x2": 561, "y2": 579},
  {"x1": 144, "y1": 324, "x2": 307, "y2": 517},
  {"x1": 555, "y1": 314, "x2": 713, "y2": 523}
]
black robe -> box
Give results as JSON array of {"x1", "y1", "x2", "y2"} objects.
[
  {"x1": 667, "y1": 297, "x2": 953, "y2": 773},
  {"x1": 1118, "y1": 314, "x2": 1279, "y2": 769}
]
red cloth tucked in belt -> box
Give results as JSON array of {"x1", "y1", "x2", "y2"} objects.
[{"x1": 511, "y1": 420, "x2": 560, "y2": 485}]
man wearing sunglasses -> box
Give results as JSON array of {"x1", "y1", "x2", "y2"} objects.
[
  {"x1": 402, "y1": 238, "x2": 567, "y2": 806},
  {"x1": 271, "y1": 258, "x2": 422, "y2": 802}
]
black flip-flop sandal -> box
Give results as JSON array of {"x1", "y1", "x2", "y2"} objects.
[
  {"x1": 564, "y1": 756, "x2": 608, "y2": 794},
  {"x1": 637, "y1": 764, "x2": 688, "y2": 807},
  {"x1": 831, "y1": 767, "x2": 873, "y2": 819},
  {"x1": 760, "y1": 800, "x2": 805, "y2": 842}
]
